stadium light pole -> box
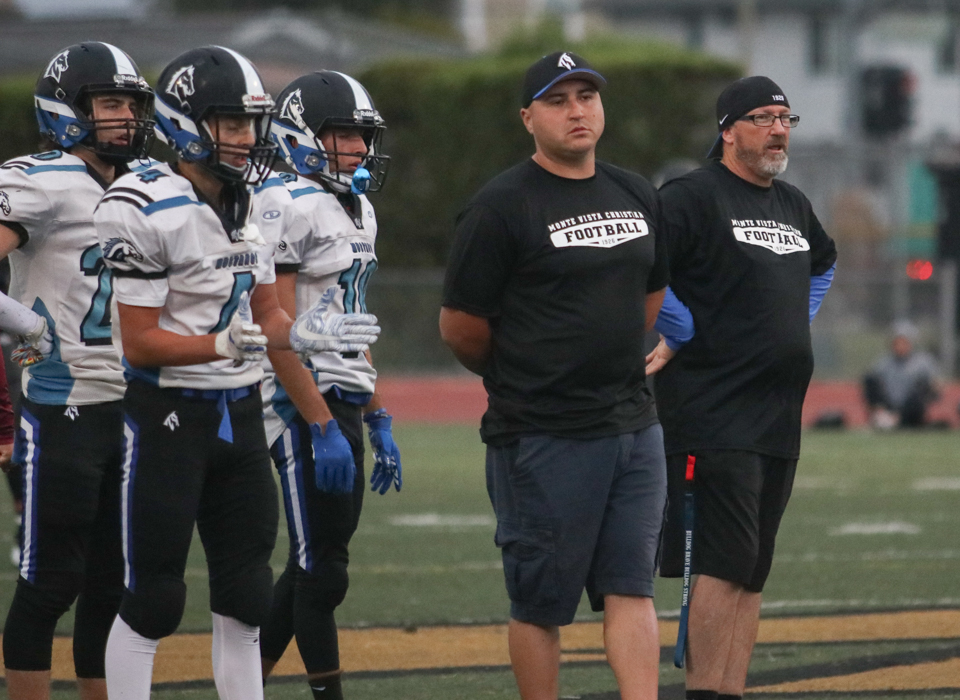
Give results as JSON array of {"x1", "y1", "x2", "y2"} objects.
[{"x1": 940, "y1": 260, "x2": 957, "y2": 377}]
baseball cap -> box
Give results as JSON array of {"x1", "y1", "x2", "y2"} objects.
[
  {"x1": 521, "y1": 51, "x2": 606, "y2": 108},
  {"x1": 706, "y1": 76, "x2": 790, "y2": 159}
]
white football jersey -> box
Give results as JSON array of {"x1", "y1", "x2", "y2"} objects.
[
  {"x1": 0, "y1": 150, "x2": 154, "y2": 405},
  {"x1": 261, "y1": 173, "x2": 378, "y2": 446},
  {"x1": 95, "y1": 163, "x2": 295, "y2": 390}
]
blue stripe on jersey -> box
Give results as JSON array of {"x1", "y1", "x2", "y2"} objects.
[
  {"x1": 290, "y1": 186, "x2": 322, "y2": 200},
  {"x1": 121, "y1": 417, "x2": 140, "y2": 592},
  {"x1": 122, "y1": 358, "x2": 161, "y2": 386},
  {"x1": 255, "y1": 177, "x2": 284, "y2": 193},
  {"x1": 18, "y1": 408, "x2": 41, "y2": 583},
  {"x1": 23, "y1": 299, "x2": 75, "y2": 405},
  {"x1": 275, "y1": 423, "x2": 312, "y2": 572},
  {"x1": 23, "y1": 164, "x2": 88, "y2": 175},
  {"x1": 141, "y1": 196, "x2": 204, "y2": 216}
]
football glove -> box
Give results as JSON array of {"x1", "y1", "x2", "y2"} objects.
[
  {"x1": 310, "y1": 420, "x2": 356, "y2": 494},
  {"x1": 12, "y1": 316, "x2": 53, "y2": 368},
  {"x1": 214, "y1": 291, "x2": 267, "y2": 364},
  {"x1": 364, "y1": 409, "x2": 402, "y2": 494},
  {"x1": 289, "y1": 285, "x2": 380, "y2": 359}
]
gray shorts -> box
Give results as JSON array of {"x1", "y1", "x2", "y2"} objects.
[{"x1": 485, "y1": 424, "x2": 667, "y2": 627}]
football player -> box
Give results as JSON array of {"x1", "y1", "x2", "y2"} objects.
[
  {"x1": 0, "y1": 42, "x2": 155, "y2": 700},
  {"x1": 259, "y1": 71, "x2": 400, "y2": 700},
  {"x1": 93, "y1": 47, "x2": 380, "y2": 700}
]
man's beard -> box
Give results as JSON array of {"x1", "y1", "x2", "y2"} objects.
[{"x1": 735, "y1": 141, "x2": 788, "y2": 179}]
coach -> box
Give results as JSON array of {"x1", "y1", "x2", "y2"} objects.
[
  {"x1": 648, "y1": 76, "x2": 837, "y2": 700},
  {"x1": 440, "y1": 52, "x2": 669, "y2": 700}
]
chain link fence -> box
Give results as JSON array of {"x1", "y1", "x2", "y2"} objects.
[{"x1": 368, "y1": 263, "x2": 958, "y2": 380}]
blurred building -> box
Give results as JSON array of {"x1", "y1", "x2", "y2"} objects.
[{"x1": 0, "y1": 5, "x2": 461, "y2": 93}]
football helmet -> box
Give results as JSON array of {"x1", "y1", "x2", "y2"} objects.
[
  {"x1": 34, "y1": 42, "x2": 155, "y2": 165},
  {"x1": 271, "y1": 71, "x2": 390, "y2": 194},
  {"x1": 154, "y1": 46, "x2": 277, "y2": 186}
]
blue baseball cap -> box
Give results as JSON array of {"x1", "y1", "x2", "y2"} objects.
[{"x1": 521, "y1": 51, "x2": 606, "y2": 108}]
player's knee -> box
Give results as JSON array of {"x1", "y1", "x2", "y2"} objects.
[
  {"x1": 298, "y1": 561, "x2": 349, "y2": 611},
  {"x1": 119, "y1": 575, "x2": 187, "y2": 640},
  {"x1": 73, "y1": 589, "x2": 124, "y2": 678},
  {"x1": 210, "y1": 566, "x2": 274, "y2": 628},
  {"x1": 2, "y1": 577, "x2": 80, "y2": 669}
]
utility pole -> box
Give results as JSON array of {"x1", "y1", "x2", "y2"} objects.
[
  {"x1": 738, "y1": 0, "x2": 757, "y2": 67},
  {"x1": 461, "y1": 0, "x2": 488, "y2": 53}
]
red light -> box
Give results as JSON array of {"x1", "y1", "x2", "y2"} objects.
[{"x1": 906, "y1": 259, "x2": 933, "y2": 280}]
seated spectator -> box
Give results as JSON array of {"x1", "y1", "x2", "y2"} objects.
[{"x1": 863, "y1": 321, "x2": 941, "y2": 429}]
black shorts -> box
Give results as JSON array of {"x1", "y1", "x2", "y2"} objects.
[
  {"x1": 270, "y1": 392, "x2": 365, "y2": 574},
  {"x1": 660, "y1": 450, "x2": 797, "y2": 593},
  {"x1": 486, "y1": 425, "x2": 666, "y2": 626},
  {"x1": 14, "y1": 397, "x2": 123, "y2": 590},
  {"x1": 119, "y1": 380, "x2": 278, "y2": 620}
]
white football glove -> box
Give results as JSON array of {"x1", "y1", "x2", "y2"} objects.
[
  {"x1": 12, "y1": 315, "x2": 54, "y2": 367},
  {"x1": 289, "y1": 285, "x2": 381, "y2": 358},
  {"x1": 214, "y1": 291, "x2": 267, "y2": 364}
]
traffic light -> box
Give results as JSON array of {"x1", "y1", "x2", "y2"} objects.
[{"x1": 861, "y1": 66, "x2": 913, "y2": 137}]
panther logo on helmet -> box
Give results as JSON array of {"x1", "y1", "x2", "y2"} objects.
[
  {"x1": 102, "y1": 237, "x2": 144, "y2": 263},
  {"x1": 280, "y1": 89, "x2": 307, "y2": 130},
  {"x1": 165, "y1": 65, "x2": 196, "y2": 109},
  {"x1": 43, "y1": 50, "x2": 70, "y2": 83}
]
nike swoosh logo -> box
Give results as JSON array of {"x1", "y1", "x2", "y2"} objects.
[{"x1": 719, "y1": 114, "x2": 728, "y2": 125}]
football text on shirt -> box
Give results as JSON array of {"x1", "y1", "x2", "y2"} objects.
[
  {"x1": 731, "y1": 219, "x2": 810, "y2": 255},
  {"x1": 548, "y1": 210, "x2": 648, "y2": 249}
]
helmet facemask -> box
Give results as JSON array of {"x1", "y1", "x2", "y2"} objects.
[
  {"x1": 73, "y1": 89, "x2": 156, "y2": 166},
  {"x1": 315, "y1": 121, "x2": 390, "y2": 195},
  {"x1": 196, "y1": 110, "x2": 277, "y2": 187}
]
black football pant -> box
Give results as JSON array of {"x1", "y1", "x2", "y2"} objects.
[
  {"x1": 116, "y1": 380, "x2": 278, "y2": 640},
  {"x1": 3, "y1": 398, "x2": 123, "y2": 678},
  {"x1": 259, "y1": 394, "x2": 364, "y2": 675}
]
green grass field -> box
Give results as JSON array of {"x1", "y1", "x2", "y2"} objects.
[{"x1": 4, "y1": 426, "x2": 960, "y2": 699}]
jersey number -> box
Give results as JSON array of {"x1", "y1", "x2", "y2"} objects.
[
  {"x1": 80, "y1": 244, "x2": 113, "y2": 346},
  {"x1": 211, "y1": 272, "x2": 255, "y2": 333},
  {"x1": 337, "y1": 258, "x2": 377, "y2": 314}
]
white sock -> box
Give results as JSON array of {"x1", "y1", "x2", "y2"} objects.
[
  {"x1": 211, "y1": 613, "x2": 264, "y2": 700},
  {"x1": 105, "y1": 615, "x2": 159, "y2": 700}
]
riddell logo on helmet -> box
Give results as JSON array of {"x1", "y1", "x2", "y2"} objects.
[
  {"x1": 44, "y1": 51, "x2": 69, "y2": 83},
  {"x1": 353, "y1": 108, "x2": 380, "y2": 123},
  {"x1": 114, "y1": 73, "x2": 149, "y2": 90},
  {"x1": 242, "y1": 93, "x2": 274, "y2": 109},
  {"x1": 165, "y1": 65, "x2": 195, "y2": 108}
]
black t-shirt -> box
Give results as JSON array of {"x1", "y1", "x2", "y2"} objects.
[
  {"x1": 655, "y1": 161, "x2": 838, "y2": 459},
  {"x1": 443, "y1": 158, "x2": 670, "y2": 444}
]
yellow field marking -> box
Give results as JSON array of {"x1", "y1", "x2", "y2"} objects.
[
  {"x1": 4, "y1": 610, "x2": 960, "y2": 683},
  {"x1": 750, "y1": 657, "x2": 960, "y2": 693}
]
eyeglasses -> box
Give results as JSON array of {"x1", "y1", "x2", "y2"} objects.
[{"x1": 738, "y1": 113, "x2": 800, "y2": 128}]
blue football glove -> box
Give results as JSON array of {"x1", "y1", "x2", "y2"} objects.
[
  {"x1": 309, "y1": 420, "x2": 356, "y2": 494},
  {"x1": 364, "y1": 409, "x2": 402, "y2": 494}
]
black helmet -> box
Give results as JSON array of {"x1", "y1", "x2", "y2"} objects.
[
  {"x1": 35, "y1": 42, "x2": 155, "y2": 165},
  {"x1": 154, "y1": 46, "x2": 277, "y2": 186},
  {"x1": 271, "y1": 71, "x2": 389, "y2": 194}
]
